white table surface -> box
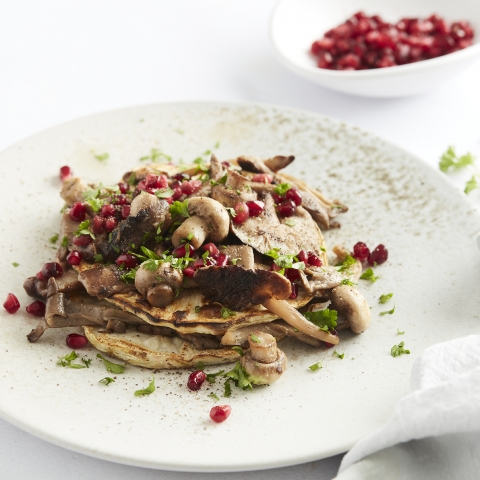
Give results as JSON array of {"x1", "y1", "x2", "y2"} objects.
[{"x1": 1, "y1": 1, "x2": 479, "y2": 478}]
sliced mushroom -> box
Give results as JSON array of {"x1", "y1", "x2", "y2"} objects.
[
  {"x1": 220, "y1": 323, "x2": 287, "y2": 346},
  {"x1": 77, "y1": 264, "x2": 137, "y2": 299},
  {"x1": 135, "y1": 262, "x2": 183, "y2": 307},
  {"x1": 171, "y1": 197, "x2": 230, "y2": 249},
  {"x1": 219, "y1": 245, "x2": 255, "y2": 269},
  {"x1": 240, "y1": 331, "x2": 287, "y2": 385},
  {"x1": 329, "y1": 285, "x2": 371, "y2": 333},
  {"x1": 263, "y1": 155, "x2": 295, "y2": 172}
]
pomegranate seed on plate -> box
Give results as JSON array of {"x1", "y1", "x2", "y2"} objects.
[
  {"x1": 276, "y1": 200, "x2": 296, "y2": 217},
  {"x1": 67, "y1": 251, "x2": 82, "y2": 266},
  {"x1": 216, "y1": 253, "x2": 229, "y2": 267},
  {"x1": 251, "y1": 173, "x2": 273, "y2": 184},
  {"x1": 100, "y1": 204, "x2": 116, "y2": 217},
  {"x1": 183, "y1": 267, "x2": 195, "y2": 278},
  {"x1": 112, "y1": 195, "x2": 128, "y2": 206},
  {"x1": 116, "y1": 254, "x2": 138, "y2": 269},
  {"x1": 187, "y1": 370, "x2": 206, "y2": 391},
  {"x1": 307, "y1": 253, "x2": 322, "y2": 267},
  {"x1": 59, "y1": 166, "x2": 72, "y2": 182},
  {"x1": 172, "y1": 244, "x2": 195, "y2": 258},
  {"x1": 26, "y1": 300, "x2": 46, "y2": 317},
  {"x1": 368, "y1": 244, "x2": 389, "y2": 266},
  {"x1": 66, "y1": 333, "x2": 88, "y2": 349},
  {"x1": 289, "y1": 282, "x2": 298, "y2": 299},
  {"x1": 173, "y1": 173, "x2": 190, "y2": 182},
  {"x1": 93, "y1": 215, "x2": 105, "y2": 234},
  {"x1": 121, "y1": 205, "x2": 131, "y2": 219},
  {"x1": 3, "y1": 294, "x2": 20, "y2": 314},
  {"x1": 36, "y1": 271, "x2": 46, "y2": 281},
  {"x1": 246, "y1": 200, "x2": 265, "y2": 217},
  {"x1": 69, "y1": 202, "x2": 86, "y2": 222},
  {"x1": 232, "y1": 203, "x2": 250, "y2": 224},
  {"x1": 42, "y1": 262, "x2": 63, "y2": 279},
  {"x1": 118, "y1": 182, "x2": 129, "y2": 194},
  {"x1": 172, "y1": 187, "x2": 183, "y2": 201},
  {"x1": 203, "y1": 243, "x2": 219, "y2": 258},
  {"x1": 286, "y1": 268, "x2": 300, "y2": 281},
  {"x1": 285, "y1": 188, "x2": 302, "y2": 206},
  {"x1": 105, "y1": 217, "x2": 118, "y2": 232},
  {"x1": 353, "y1": 242, "x2": 370, "y2": 261},
  {"x1": 181, "y1": 180, "x2": 202, "y2": 195},
  {"x1": 72, "y1": 234, "x2": 92, "y2": 247},
  {"x1": 210, "y1": 405, "x2": 232, "y2": 423}
]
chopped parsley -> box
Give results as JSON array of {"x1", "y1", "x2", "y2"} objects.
[
  {"x1": 225, "y1": 207, "x2": 237, "y2": 217},
  {"x1": 285, "y1": 219, "x2": 296, "y2": 227},
  {"x1": 82, "y1": 358, "x2": 92, "y2": 368},
  {"x1": 397, "y1": 329, "x2": 405, "y2": 335},
  {"x1": 12, "y1": 262, "x2": 19, "y2": 267},
  {"x1": 208, "y1": 392, "x2": 220, "y2": 401},
  {"x1": 224, "y1": 362, "x2": 253, "y2": 391},
  {"x1": 99, "y1": 377, "x2": 115, "y2": 385},
  {"x1": 309, "y1": 362, "x2": 322, "y2": 371},
  {"x1": 380, "y1": 305, "x2": 395, "y2": 316},
  {"x1": 391, "y1": 341, "x2": 410, "y2": 357},
  {"x1": 360, "y1": 267, "x2": 378, "y2": 283},
  {"x1": 134, "y1": 376, "x2": 155, "y2": 396},
  {"x1": 140, "y1": 148, "x2": 171, "y2": 163},
  {"x1": 341, "y1": 278, "x2": 355, "y2": 286},
  {"x1": 61, "y1": 236, "x2": 69, "y2": 247},
  {"x1": 194, "y1": 306, "x2": 201, "y2": 313},
  {"x1": 250, "y1": 334, "x2": 261, "y2": 344},
  {"x1": 206, "y1": 369, "x2": 225, "y2": 383},
  {"x1": 439, "y1": 146, "x2": 475, "y2": 172},
  {"x1": 49, "y1": 233, "x2": 59, "y2": 244},
  {"x1": 303, "y1": 309, "x2": 337, "y2": 331},
  {"x1": 169, "y1": 199, "x2": 190, "y2": 219},
  {"x1": 93, "y1": 253, "x2": 104, "y2": 263},
  {"x1": 131, "y1": 246, "x2": 193, "y2": 272},
  {"x1": 224, "y1": 380, "x2": 232, "y2": 398},
  {"x1": 195, "y1": 361, "x2": 205, "y2": 370},
  {"x1": 155, "y1": 187, "x2": 174, "y2": 199},
  {"x1": 221, "y1": 306, "x2": 235, "y2": 319},
  {"x1": 86, "y1": 197, "x2": 105, "y2": 213},
  {"x1": 74, "y1": 220, "x2": 95, "y2": 239},
  {"x1": 336, "y1": 255, "x2": 357, "y2": 272},
  {"x1": 120, "y1": 267, "x2": 138, "y2": 284},
  {"x1": 94, "y1": 152, "x2": 109, "y2": 162},
  {"x1": 274, "y1": 183, "x2": 290, "y2": 196},
  {"x1": 265, "y1": 248, "x2": 304, "y2": 271},
  {"x1": 97, "y1": 353, "x2": 126, "y2": 374},
  {"x1": 57, "y1": 351, "x2": 88, "y2": 369},
  {"x1": 333, "y1": 351, "x2": 344, "y2": 359},
  {"x1": 128, "y1": 172, "x2": 136, "y2": 185},
  {"x1": 379, "y1": 293, "x2": 393, "y2": 304}
]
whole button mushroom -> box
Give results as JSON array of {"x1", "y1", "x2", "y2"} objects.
[
  {"x1": 240, "y1": 331, "x2": 287, "y2": 385},
  {"x1": 134, "y1": 262, "x2": 183, "y2": 307},
  {"x1": 171, "y1": 197, "x2": 230, "y2": 250},
  {"x1": 329, "y1": 285, "x2": 371, "y2": 333}
]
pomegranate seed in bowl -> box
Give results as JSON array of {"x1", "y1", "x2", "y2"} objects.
[
  {"x1": 210, "y1": 405, "x2": 232, "y2": 423},
  {"x1": 26, "y1": 301, "x2": 46, "y2": 317},
  {"x1": 3, "y1": 294, "x2": 20, "y2": 314},
  {"x1": 66, "y1": 333, "x2": 89, "y2": 349}
]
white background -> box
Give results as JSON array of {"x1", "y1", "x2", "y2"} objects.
[{"x1": 1, "y1": 1, "x2": 479, "y2": 478}]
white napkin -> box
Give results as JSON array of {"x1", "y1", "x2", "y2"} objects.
[{"x1": 334, "y1": 335, "x2": 480, "y2": 480}]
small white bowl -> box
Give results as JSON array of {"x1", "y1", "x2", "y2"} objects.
[{"x1": 270, "y1": 0, "x2": 480, "y2": 97}]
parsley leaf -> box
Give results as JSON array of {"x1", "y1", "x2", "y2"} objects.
[
  {"x1": 274, "y1": 183, "x2": 290, "y2": 196},
  {"x1": 231, "y1": 346, "x2": 244, "y2": 356},
  {"x1": 341, "y1": 278, "x2": 355, "y2": 286},
  {"x1": 265, "y1": 248, "x2": 304, "y2": 270},
  {"x1": 209, "y1": 392, "x2": 220, "y2": 401},
  {"x1": 224, "y1": 380, "x2": 232, "y2": 397},
  {"x1": 336, "y1": 255, "x2": 357, "y2": 272},
  {"x1": 379, "y1": 293, "x2": 393, "y2": 304},
  {"x1": 221, "y1": 306, "x2": 235, "y2": 319},
  {"x1": 380, "y1": 305, "x2": 395, "y2": 316},
  {"x1": 465, "y1": 175, "x2": 480, "y2": 194},
  {"x1": 81, "y1": 358, "x2": 92, "y2": 368},
  {"x1": 250, "y1": 334, "x2": 261, "y2": 344},
  {"x1": 49, "y1": 233, "x2": 59, "y2": 244},
  {"x1": 93, "y1": 253, "x2": 104, "y2": 263},
  {"x1": 155, "y1": 187, "x2": 174, "y2": 199},
  {"x1": 195, "y1": 361, "x2": 205, "y2": 370},
  {"x1": 57, "y1": 351, "x2": 87, "y2": 369},
  {"x1": 225, "y1": 207, "x2": 237, "y2": 217},
  {"x1": 360, "y1": 267, "x2": 378, "y2": 283},
  {"x1": 333, "y1": 351, "x2": 344, "y2": 359},
  {"x1": 94, "y1": 152, "x2": 109, "y2": 162},
  {"x1": 206, "y1": 370, "x2": 225, "y2": 383},
  {"x1": 391, "y1": 341, "x2": 410, "y2": 357},
  {"x1": 128, "y1": 172, "x2": 136, "y2": 186},
  {"x1": 397, "y1": 329, "x2": 405, "y2": 335},
  {"x1": 303, "y1": 309, "x2": 337, "y2": 330},
  {"x1": 61, "y1": 236, "x2": 69, "y2": 248},
  {"x1": 169, "y1": 199, "x2": 190, "y2": 219},
  {"x1": 134, "y1": 376, "x2": 155, "y2": 396},
  {"x1": 439, "y1": 146, "x2": 475, "y2": 172},
  {"x1": 120, "y1": 267, "x2": 138, "y2": 284},
  {"x1": 284, "y1": 219, "x2": 296, "y2": 227},
  {"x1": 97, "y1": 354, "x2": 126, "y2": 374},
  {"x1": 12, "y1": 262, "x2": 19, "y2": 267},
  {"x1": 224, "y1": 362, "x2": 253, "y2": 391},
  {"x1": 99, "y1": 377, "x2": 115, "y2": 385},
  {"x1": 309, "y1": 362, "x2": 322, "y2": 371},
  {"x1": 86, "y1": 197, "x2": 105, "y2": 213},
  {"x1": 74, "y1": 220, "x2": 95, "y2": 239}
]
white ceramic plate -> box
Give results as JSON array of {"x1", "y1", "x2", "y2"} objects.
[
  {"x1": 271, "y1": 0, "x2": 480, "y2": 97},
  {"x1": 1, "y1": 102, "x2": 480, "y2": 472}
]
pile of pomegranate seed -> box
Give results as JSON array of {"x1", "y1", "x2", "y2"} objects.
[
  {"x1": 26, "y1": 301, "x2": 46, "y2": 317},
  {"x1": 187, "y1": 370, "x2": 207, "y2": 391},
  {"x1": 352, "y1": 242, "x2": 388, "y2": 266},
  {"x1": 210, "y1": 405, "x2": 232, "y2": 423},
  {"x1": 311, "y1": 12, "x2": 474, "y2": 70},
  {"x1": 273, "y1": 186, "x2": 302, "y2": 218},
  {"x1": 3, "y1": 293, "x2": 20, "y2": 314},
  {"x1": 66, "y1": 333, "x2": 89, "y2": 349}
]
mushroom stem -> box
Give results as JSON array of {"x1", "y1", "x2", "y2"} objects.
[
  {"x1": 172, "y1": 215, "x2": 209, "y2": 249},
  {"x1": 248, "y1": 331, "x2": 278, "y2": 363},
  {"x1": 263, "y1": 298, "x2": 339, "y2": 345}
]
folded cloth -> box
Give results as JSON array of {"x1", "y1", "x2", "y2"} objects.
[{"x1": 334, "y1": 335, "x2": 480, "y2": 480}]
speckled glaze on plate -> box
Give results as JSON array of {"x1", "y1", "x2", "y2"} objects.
[{"x1": 1, "y1": 103, "x2": 480, "y2": 472}]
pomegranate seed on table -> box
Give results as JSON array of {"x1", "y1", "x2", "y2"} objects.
[
  {"x1": 73, "y1": 234, "x2": 92, "y2": 247},
  {"x1": 42, "y1": 262, "x2": 63, "y2": 279},
  {"x1": 246, "y1": 200, "x2": 265, "y2": 217},
  {"x1": 203, "y1": 243, "x2": 219, "y2": 258},
  {"x1": 105, "y1": 217, "x2": 118, "y2": 232},
  {"x1": 210, "y1": 405, "x2": 231, "y2": 423},
  {"x1": 285, "y1": 188, "x2": 302, "y2": 206},
  {"x1": 100, "y1": 204, "x2": 116, "y2": 217},
  {"x1": 276, "y1": 200, "x2": 296, "y2": 218},
  {"x1": 368, "y1": 244, "x2": 389, "y2": 266},
  {"x1": 187, "y1": 370, "x2": 206, "y2": 391},
  {"x1": 353, "y1": 242, "x2": 370, "y2": 261},
  {"x1": 26, "y1": 301, "x2": 46, "y2": 317},
  {"x1": 232, "y1": 203, "x2": 250, "y2": 224},
  {"x1": 118, "y1": 182, "x2": 129, "y2": 194},
  {"x1": 59, "y1": 166, "x2": 72, "y2": 182},
  {"x1": 251, "y1": 173, "x2": 273, "y2": 184},
  {"x1": 69, "y1": 202, "x2": 86, "y2": 222},
  {"x1": 67, "y1": 251, "x2": 82, "y2": 266},
  {"x1": 116, "y1": 254, "x2": 138, "y2": 269},
  {"x1": 66, "y1": 333, "x2": 89, "y2": 349},
  {"x1": 3, "y1": 294, "x2": 20, "y2": 314}
]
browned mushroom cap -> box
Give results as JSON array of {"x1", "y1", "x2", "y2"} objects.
[
  {"x1": 329, "y1": 285, "x2": 371, "y2": 333},
  {"x1": 171, "y1": 197, "x2": 230, "y2": 249},
  {"x1": 240, "y1": 331, "x2": 287, "y2": 385},
  {"x1": 193, "y1": 265, "x2": 292, "y2": 311}
]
